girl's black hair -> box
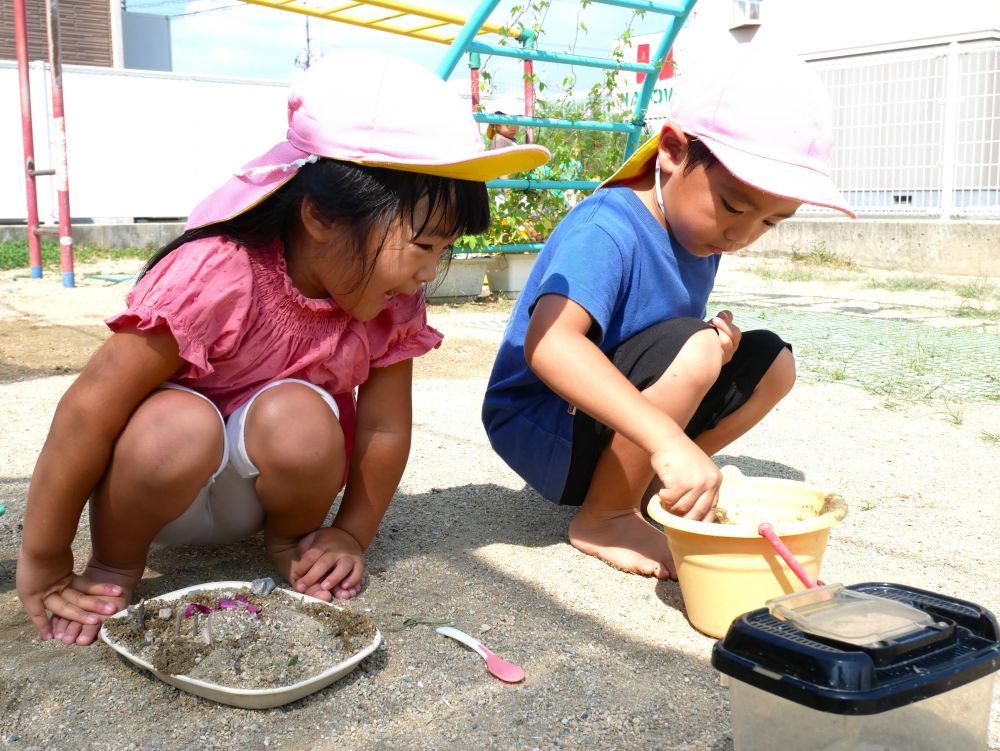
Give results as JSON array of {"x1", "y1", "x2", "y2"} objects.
[
  {"x1": 140, "y1": 158, "x2": 491, "y2": 290},
  {"x1": 682, "y1": 136, "x2": 719, "y2": 175}
]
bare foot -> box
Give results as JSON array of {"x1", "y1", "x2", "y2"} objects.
[
  {"x1": 568, "y1": 508, "x2": 677, "y2": 580},
  {"x1": 51, "y1": 559, "x2": 141, "y2": 646}
]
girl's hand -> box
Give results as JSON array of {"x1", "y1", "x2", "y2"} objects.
[
  {"x1": 709, "y1": 310, "x2": 741, "y2": 364},
  {"x1": 292, "y1": 527, "x2": 365, "y2": 600},
  {"x1": 650, "y1": 441, "x2": 722, "y2": 522},
  {"x1": 16, "y1": 547, "x2": 122, "y2": 640}
]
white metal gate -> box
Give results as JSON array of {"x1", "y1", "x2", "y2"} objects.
[{"x1": 808, "y1": 39, "x2": 1000, "y2": 218}]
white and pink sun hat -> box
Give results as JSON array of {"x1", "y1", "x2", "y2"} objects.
[
  {"x1": 186, "y1": 49, "x2": 551, "y2": 230},
  {"x1": 602, "y1": 44, "x2": 855, "y2": 218}
]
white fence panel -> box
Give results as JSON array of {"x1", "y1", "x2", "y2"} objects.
[
  {"x1": 808, "y1": 40, "x2": 1000, "y2": 218},
  {"x1": 0, "y1": 61, "x2": 287, "y2": 224},
  {"x1": 954, "y1": 43, "x2": 1000, "y2": 217}
]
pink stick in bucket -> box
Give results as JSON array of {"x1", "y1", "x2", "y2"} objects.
[{"x1": 758, "y1": 523, "x2": 820, "y2": 589}]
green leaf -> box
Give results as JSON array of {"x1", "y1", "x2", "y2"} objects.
[{"x1": 402, "y1": 617, "x2": 451, "y2": 629}]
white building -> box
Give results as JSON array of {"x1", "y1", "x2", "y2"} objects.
[{"x1": 616, "y1": 0, "x2": 1000, "y2": 219}]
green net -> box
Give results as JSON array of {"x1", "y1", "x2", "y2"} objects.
[{"x1": 717, "y1": 304, "x2": 1000, "y2": 403}]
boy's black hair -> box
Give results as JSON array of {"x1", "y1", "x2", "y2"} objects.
[
  {"x1": 681, "y1": 136, "x2": 719, "y2": 175},
  {"x1": 141, "y1": 158, "x2": 491, "y2": 291}
]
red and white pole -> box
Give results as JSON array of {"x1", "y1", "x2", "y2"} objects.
[
  {"x1": 14, "y1": 0, "x2": 43, "y2": 278},
  {"x1": 46, "y1": 0, "x2": 75, "y2": 287},
  {"x1": 469, "y1": 52, "x2": 481, "y2": 111},
  {"x1": 523, "y1": 58, "x2": 534, "y2": 144}
]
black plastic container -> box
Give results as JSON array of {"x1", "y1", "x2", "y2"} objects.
[{"x1": 712, "y1": 582, "x2": 1000, "y2": 750}]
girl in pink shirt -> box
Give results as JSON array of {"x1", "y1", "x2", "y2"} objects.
[{"x1": 16, "y1": 49, "x2": 549, "y2": 646}]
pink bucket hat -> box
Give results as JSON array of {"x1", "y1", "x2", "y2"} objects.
[
  {"x1": 602, "y1": 44, "x2": 855, "y2": 218},
  {"x1": 186, "y1": 49, "x2": 551, "y2": 230}
]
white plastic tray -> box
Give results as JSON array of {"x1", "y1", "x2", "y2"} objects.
[{"x1": 100, "y1": 580, "x2": 381, "y2": 709}]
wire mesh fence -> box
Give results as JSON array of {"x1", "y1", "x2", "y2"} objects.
[
  {"x1": 458, "y1": 305, "x2": 1000, "y2": 404},
  {"x1": 808, "y1": 40, "x2": 1000, "y2": 219},
  {"x1": 720, "y1": 303, "x2": 1000, "y2": 403}
]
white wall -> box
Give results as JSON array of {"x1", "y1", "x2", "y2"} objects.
[
  {"x1": 1, "y1": 61, "x2": 288, "y2": 223},
  {"x1": 677, "y1": 0, "x2": 999, "y2": 56},
  {"x1": 613, "y1": 0, "x2": 998, "y2": 126}
]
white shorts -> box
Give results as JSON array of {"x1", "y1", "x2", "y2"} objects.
[{"x1": 152, "y1": 379, "x2": 341, "y2": 547}]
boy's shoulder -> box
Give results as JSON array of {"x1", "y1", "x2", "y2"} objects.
[
  {"x1": 559, "y1": 186, "x2": 647, "y2": 234},
  {"x1": 550, "y1": 186, "x2": 656, "y2": 253}
]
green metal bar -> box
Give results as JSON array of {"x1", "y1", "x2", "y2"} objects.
[
  {"x1": 479, "y1": 243, "x2": 544, "y2": 253},
  {"x1": 467, "y1": 40, "x2": 659, "y2": 73},
  {"x1": 436, "y1": 0, "x2": 503, "y2": 78},
  {"x1": 476, "y1": 112, "x2": 637, "y2": 135},
  {"x1": 623, "y1": 0, "x2": 698, "y2": 156},
  {"x1": 588, "y1": 0, "x2": 688, "y2": 13},
  {"x1": 487, "y1": 179, "x2": 601, "y2": 190}
]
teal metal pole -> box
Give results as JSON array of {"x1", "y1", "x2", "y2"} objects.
[
  {"x1": 467, "y1": 40, "x2": 660, "y2": 74},
  {"x1": 475, "y1": 113, "x2": 634, "y2": 134},
  {"x1": 589, "y1": 0, "x2": 689, "y2": 13},
  {"x1": 487, "y1": 179, "x2": 601, "y2": 190},
  {"x1": 480, "y1": 243, "x2": 544, "y2": 253},
  {"x1": 436, "y1": 0, "x2": 504, "y2": 79},
  {"x1": 623, "y1": 0, "x2": 698, "y2": 156}
]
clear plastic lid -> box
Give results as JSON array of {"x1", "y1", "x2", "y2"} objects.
[{"x1": 767, "y1": 583, "x2": 935, "y2": 646}]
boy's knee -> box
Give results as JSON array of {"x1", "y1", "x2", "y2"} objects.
[
  {"x1": 665, "y1": 328, "x2": 725, "y2": 390},
  {"x1": 769, "y1": 346, "x2": 797, "y2": 397},
  {"x1": 245, "y1": 383, "x2": 345, "y2": 477}
]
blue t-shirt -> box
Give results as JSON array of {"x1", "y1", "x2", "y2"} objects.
[{"x1": 481, "y1": 185, "x2": 721, "y2": 501}]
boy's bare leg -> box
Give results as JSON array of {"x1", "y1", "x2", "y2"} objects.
[
  {"x1": 569, "y1": 330, "x2": 723, "y2": 579},
  {"x1": 637, "y1": 347, "x2": 797, "y2": 502},
  {"x1": 569, "y1": 338, "x2": 795, "y2": 579},
  {"x1": 242, "y1": 384, "x2": 350, "y2": 601},
  {"x1": 693, "y1": 347, "x2": 795, "y2": 456},
  {"x1": 54, "y1": 390, "x2": 224, "y2": 645}
]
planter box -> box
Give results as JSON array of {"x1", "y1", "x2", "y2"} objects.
[
  {"x1": 488, "y1": 252, "x2": 538, "y2": 298},
  {"x1": 426, "y1": 255, "x2": 497, "y2": 301}
]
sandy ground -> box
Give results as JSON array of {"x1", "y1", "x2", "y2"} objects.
[{"x1": 0, "y1": 255, "x2": 998, "y2": 751}]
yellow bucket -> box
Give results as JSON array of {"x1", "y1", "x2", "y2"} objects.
[{"x1": 647, "y1": 466, "x2": 847, "y2": 638}]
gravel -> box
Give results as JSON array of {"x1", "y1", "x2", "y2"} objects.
[{"x1": 0, "y1": 256, "x2": 997, "y2": 750}]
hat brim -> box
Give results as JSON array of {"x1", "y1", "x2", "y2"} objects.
[
  {"x1": 347, "y1": 143, "x2": 549, "y2": 182},
  {"x1": 699, "y1": 134, "x2": 856, "y2": 219},
  {"x1": 186, "y1": 141, "x2": 551, "y2": 231},
  {"x1": 598, "y1": 133, "x2": 659, "y2": 189},
  {"x1": 599, "y1": 129, "x2": 855, "y2": 218}
]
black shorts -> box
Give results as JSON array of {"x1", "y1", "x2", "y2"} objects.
[{"x1": 558, "y1": 317, "x2": 790, "y2": 506}]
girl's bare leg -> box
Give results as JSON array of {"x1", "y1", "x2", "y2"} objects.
[
  {"x1": 569, "y1": 330, "x2": 723, "y2": 578},
  {"x1": 54, "y1": 390, "x2": 224, "y2": 645},
  {"x1": 241, "y1": 383, "x2": 347, "y2": 600}
]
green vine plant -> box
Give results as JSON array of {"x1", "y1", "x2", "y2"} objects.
[{"x1": 455, "y1": 2, "x2": 648, "y2": 253}]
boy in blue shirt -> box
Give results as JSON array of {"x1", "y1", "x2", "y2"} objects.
[{"x1": 482, "y1": 45, "x2": 855, "y2": 579}]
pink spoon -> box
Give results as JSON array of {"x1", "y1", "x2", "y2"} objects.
[
  {"x1": 758, "y1": 522, "x2": 822, "y2": 589},
  {"x1": 436, "y1": 626, "x2": 525, "y2": 684}
]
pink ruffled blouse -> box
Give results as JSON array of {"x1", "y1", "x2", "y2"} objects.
[{"x1": 106, "y1": 237, "x2": 443, "y2": 417}]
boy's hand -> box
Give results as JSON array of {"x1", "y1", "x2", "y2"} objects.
[
  {"x1": 16, "y1": 547, "x2": 123, "y2": 640},
  {"x1": 292, "y1": 527, "x2": 365, "y2": 600},
  {"x1": 709, "y1": 310, "x2": 741, "y2": 364},
  {"x1": 650, "y1": 442, "x2": 722, "y2": 522}
]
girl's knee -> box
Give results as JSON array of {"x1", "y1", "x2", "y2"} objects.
[
  {"x1": 244, "y1": 383, "x2": 345, "y2": 477},
  {"x1": 112, "y1": 390, "x2": 223, "y2": 490}
]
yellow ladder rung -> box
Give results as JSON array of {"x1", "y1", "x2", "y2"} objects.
[{"x1": 241, "y1": 0, "x2": 515, "y2": 41}]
